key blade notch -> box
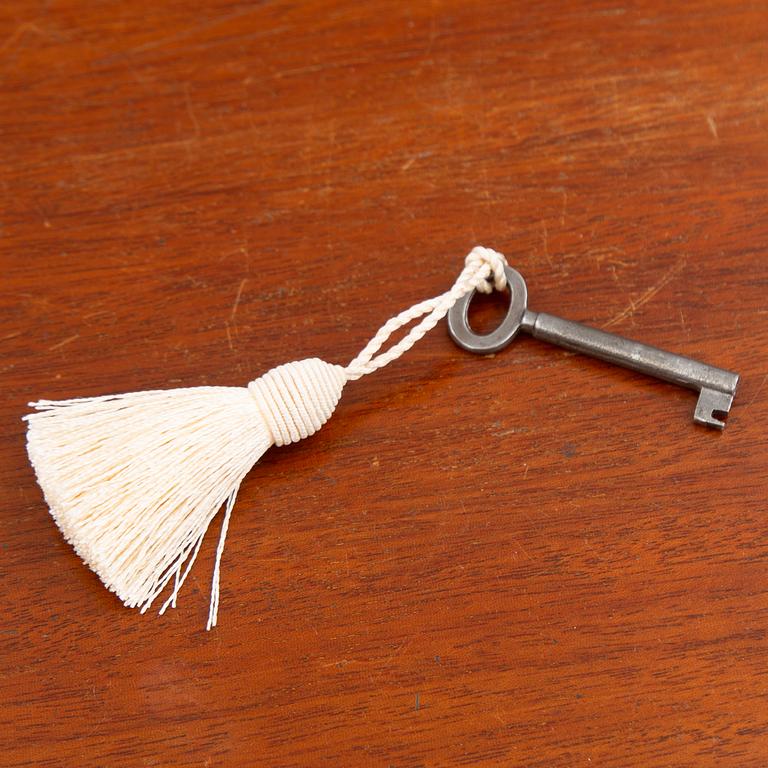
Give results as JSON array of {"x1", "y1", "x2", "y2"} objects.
[{"x1": 694, "y1": 387, "x2": 735, "y2": 429}]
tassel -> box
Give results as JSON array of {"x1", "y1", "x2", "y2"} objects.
[
  {"x1": 26, "y1": 359, "x2": 346, "y2": 629},
  {"x1": 24, "y1": 246, "x2": 508, "y2": 627}
]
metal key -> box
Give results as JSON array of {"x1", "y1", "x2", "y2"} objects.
[{"x1": 447, "y1": 265, "x2": 739, "y2": 429}]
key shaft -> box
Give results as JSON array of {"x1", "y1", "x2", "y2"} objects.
[{"x1": 525, "y1": 311, "x2": 738, "y2": 428}]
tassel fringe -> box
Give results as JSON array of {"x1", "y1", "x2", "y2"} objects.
[{"x1": 25, "y1": 359, "x2": 347, "y2": 626}]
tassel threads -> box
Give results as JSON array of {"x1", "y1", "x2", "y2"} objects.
[{"x1": 25, "y1": 358, "x2": 346, "y2": 627}]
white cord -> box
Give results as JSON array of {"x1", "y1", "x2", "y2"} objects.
[{"x1": 344, "y1": 246, "x2": 507, "y2": 380}]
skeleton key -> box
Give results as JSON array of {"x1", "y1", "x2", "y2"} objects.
[{"x1": 447, "y1": 265, "x2": 739, "y2": 429}]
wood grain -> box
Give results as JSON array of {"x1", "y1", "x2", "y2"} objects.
[{"x1": 1, "y1": 1, "x2": 767, "y2": 766}]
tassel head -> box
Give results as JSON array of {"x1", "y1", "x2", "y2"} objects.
[{"x1": 248, "y1": 358, "x2": 347, "y2": 446}]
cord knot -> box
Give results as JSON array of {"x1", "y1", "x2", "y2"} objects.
[
  {"x1": 464, "y1": 246, "x2": 508, "y2": 294},
  {"x1": 248, "y1": 358, "x2": 347, "y2": 447}
]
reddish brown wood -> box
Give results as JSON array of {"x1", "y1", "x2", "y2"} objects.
[{"x1": 1, "y1": 1, "x2": 767, "y2": 766}]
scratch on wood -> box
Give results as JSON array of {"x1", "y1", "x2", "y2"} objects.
[
  {"x1": 512, "y1": 537, "x2": 533, "y2": 561},
  {"x1": 541, "y1": 221, "x2": 552, "y2": 266},
  {"x1": 1, "y1": 21, "x2": 45, "y2": 53},
  {"x1": 603, "y1": 256, "x2": 687, "y2": 329},
  {"x1": 707, "y1": 115, "x2": 719, "y2": 140},
  {"x1": 743, "y1": 373, "x2": 767, "y2": 410},
  {"x1": 230, "y1": 278, "x2": 248, "y2": 320},
  {"x1": 48, "y1": 334, "x2": 79, "y2": 351},
  {"x1": 130, "y1": 7, "x2": 264, "y2": 54},
  {"x1": 422, "y1": 12, "x2": 437, "y2": 59},
  {"x1": 184, "y1": 83, "x2": 201, "y2": 140},
  {"x1": 400, "y1": 151, "x2": 432, "y2": 172}
]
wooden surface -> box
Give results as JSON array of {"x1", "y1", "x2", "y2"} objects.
[{"x1": 2, "y1": 1, "x2": 767, "y2": 766}]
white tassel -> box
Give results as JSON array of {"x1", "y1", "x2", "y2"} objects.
[
  {"x1": 24, "y1": 247, "x2": 507, "y2": 627},
  {"x1": 25, "y1": 358, "x2": 347, "y2": 628}
]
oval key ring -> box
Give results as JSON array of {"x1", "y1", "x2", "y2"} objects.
[{"x1": 447, "y1": 264, "x2": 535, "y2": 354}]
